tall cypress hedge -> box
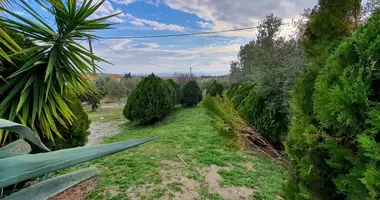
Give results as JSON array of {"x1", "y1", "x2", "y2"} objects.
[{"x1": 284, "y1": 9, "x2": 380, "y2": 200}]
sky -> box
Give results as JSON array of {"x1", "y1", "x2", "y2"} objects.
[{"x1": 14, "y1": 0, "x2": 319, "y2": 76}]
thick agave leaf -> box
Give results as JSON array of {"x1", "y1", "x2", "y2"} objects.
[
  {"x1": 3, "y1": 167, "x2": 98, "y2": 200},
  {"x1": 0, "y1": 119, "x2": 50, "y2": 151},
  {"x1": 0, "y1": 139, "x2": 31, "y2": 159},
  {"x1": 0, "y1": 137, "x2": 158, "y2": 188}
]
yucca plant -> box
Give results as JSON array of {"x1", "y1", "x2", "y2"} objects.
[
  {"x1": 0, "y1": 0, "x2": 118, "y2": 145},
  {"x1": 0, "y1": 118, "x2": 157, "y2": 199},
  {"x1": 0, "y1": 0, "x2": 22, "y2": 79}
]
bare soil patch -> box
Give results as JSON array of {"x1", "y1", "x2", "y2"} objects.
[
  {"x1": 126, "y1": 160, "x2": 200, "y2": 200},
  {"x1": 49, "y1": 178, "x2": 98, "y2": 200},
  {"x1": 201, "y1": 165, "x2": 255, "y2": 199},
  {"x1": 86, "y1": 121, "x2": 124, "y2": 146}
]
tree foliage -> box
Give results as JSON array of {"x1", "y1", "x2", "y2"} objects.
[
  {"x1": 284, "y1": 1, "x2": 368, "y2": 199},
  {"x1": 123, "y1": 74, "x2": 173, "y2": 124},
  {"x1": 167, "y1": 79, "x2": 180, "y2": 104},
  {"x1": 173, "y1": 72, "x2": 195, "y2": 85},
  {"x1": 206, "y1": 80, "x2": 224, "y2": 97},
  {"x1": 180, "y1": 81, "x2": 202, "y2": 107},
  {"x1": 228, "y1": 14, "x2": 306, "y2": 148}
]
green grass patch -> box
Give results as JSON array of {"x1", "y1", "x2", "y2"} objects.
[{"x1": 82, "y1": 106, "x2": 287, "y2": 199}]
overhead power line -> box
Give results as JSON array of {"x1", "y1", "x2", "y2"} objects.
[
  {"x1": 95, "y1": 41, "x2": 187, "y2": 70},
  {"x1": 100, "y1": 24, "x2": 292, "y2": 40}
]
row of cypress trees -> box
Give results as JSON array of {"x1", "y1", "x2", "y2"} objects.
[
  {"x1": 284, "y1": 1, "x2": 380, "y2": 199},
  {"x1": 123, "y1": 74, "x2": 202, "y2": 124},
  {"x1": 224, "y1": 1, "x2": 380, "y2": 199}
]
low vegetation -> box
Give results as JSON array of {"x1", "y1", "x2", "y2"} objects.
[
  {"x1": 42, "y1": 95, "x2": 91, "y2": 151},
  {"x1": 206, "y1": 80, "x2": 224, "y2": 97}
]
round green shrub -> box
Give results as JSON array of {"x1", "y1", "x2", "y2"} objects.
[
  {"x1": 180, "y1": 81, "x2": 202, "y2": 107},
  {"x1": 207, "y1": 80, "x2": 224, "y2": 97},
  {"x1": 42, "y1": 96, "x2": 90, "y2": 150},
  {"x1": 123, "y1": 74, "x2": 172, "y2": 124}
]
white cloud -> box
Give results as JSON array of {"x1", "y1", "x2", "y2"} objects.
[
  {"x1": 106, "y1": 39, "x2": 132, "y2": 50},
  {"x1": 91, "y1": 0, "x2": 126, "y2": 23},
  {"x1": 162, "y1": 0, "x2": 317, "y2": 37},
  {"x1": 197, "y1": 21, "x2": 212, "y2": 29},
  {"x1": 128, "y1": 43, "x2": 160, "y2": 49},
  {"x1": 93, "y1": 41, "x2": 241, "y2": 75},
  {"x1": 89, "y1": 0, "x2": 320, "y2": 75},
  {"x1": 125, "y1": 13, "x2": 185, "y2": 31},
  {"x1": 110, "y1": 0, "x2": 137, "y2": 5}
]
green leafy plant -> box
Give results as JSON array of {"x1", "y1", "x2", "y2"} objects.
[
  {"x1": 0, "y1": 118, "x2": 157, "y2": 199},
  {"x1": 41, "y1": 96, "x2": 90, "y2": 150},
  {"x1": 285, "y1": 3, "x2": 377, "y2": 200},
  {"x1": 0, "y1": 0, "x2": 116, "y2": 144},
  {"x1": 165, "y1": 80, "x2": 177, "y2": 108},
  {"x1": 123, "y1": 74, "x2": 172, "y2": 124},
  {"x1": 206, "y1": 80, "x2": 224, "y2": 97},
  {"x1": 167, "y1": 79, "x2": 180, "y2": 104},
  {"x1": 180, "y1": 80, "x2": 202, "y2": 107}
]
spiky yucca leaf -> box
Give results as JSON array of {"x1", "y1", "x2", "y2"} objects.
[
  {"x1": 0, "y1": 139, "x2": 31, "y2": 158},
  {"x1": 0, "y1": 0, "x2": 118, "y2": 144},
  {"x1": 0, "y1": 119, "x2": 158, "y2": 199},
  {"x1": 3, "y1": 167, "x2": 98, "y2": 200},
  {"x1": 0, "y1": 137, "x2": 158, "y2": 188}
]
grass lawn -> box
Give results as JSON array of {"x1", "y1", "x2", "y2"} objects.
[{"x1": 82, "y1": 106, "x2": 288, "y2": 200}]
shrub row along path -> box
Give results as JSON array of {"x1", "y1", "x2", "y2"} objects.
[{"x1": 81, "y1": 107, "x2": 287, "y2": 200}]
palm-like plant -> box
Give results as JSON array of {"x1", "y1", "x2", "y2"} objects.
[
  {"x1": 0, "y1": 0, "x2": 118, "y2": 144},
  {"x1": 0, "y1": 0, "x2": 22, "y2": 75}
]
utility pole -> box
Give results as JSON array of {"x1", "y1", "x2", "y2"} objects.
[
  {"x1": 190, "y1": 67, "x2": 192, "y2": 79},
  {"x1": 87, "y1": 37, "x2": 96, "y2": 75}
]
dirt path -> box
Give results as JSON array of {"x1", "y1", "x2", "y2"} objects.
[
  {"x1": 86, "y1": 108, "x2": 125, "y2": 146},
  {"x1": 86, "y1": 120, "x2": 124, "y2": 146}
]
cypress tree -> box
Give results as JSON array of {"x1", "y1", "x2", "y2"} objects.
[{"x1": 284, "y1": 1, "x2": 364, "y2": 199}]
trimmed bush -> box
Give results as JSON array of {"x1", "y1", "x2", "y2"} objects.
[
  {"x1": 227, "y1": 83, "x2": 287, "y2": 148},
  {"x1": 167, "y1": 79, "x2": 180, "y2": 104},
  {"x1": 42, "y1": 96, "x2": 90, "y2": 150},
  {"x1": 239, "y1": 88, "x2": 288, "y2": 148},
  {"x1": 180, "y1": 81, "x2": 202, "y2": 107},
  {"x1": 285, "y1": 10, "x2": 380, "y2": 199},
  {"x1": 165, "y1": 81, "x2": 176, "y2": 109},
  {"x1": 206, "y1": 80, "x2": 224, "y2": 97},
  {"x1": 123, "y1": 74, "x2": 172, "y2": 124}
]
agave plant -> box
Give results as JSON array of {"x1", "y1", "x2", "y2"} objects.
[
  {"x1": 0, "y1": 118, "x2": 157, "y2": 199},
  {"x1": 0, "y1": 0, "x2": 118, "y2": 145}
]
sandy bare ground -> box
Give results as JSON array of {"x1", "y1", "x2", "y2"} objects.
[
  {"x1": 86, "y1": 105, "x2": 125, "y2": 146},
  {"x1": 125, "y1": 160, "x2": 255, "y2": 200},
  {"x1": 86, "y1": 120, "x2": 124, "y2": 146}
]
